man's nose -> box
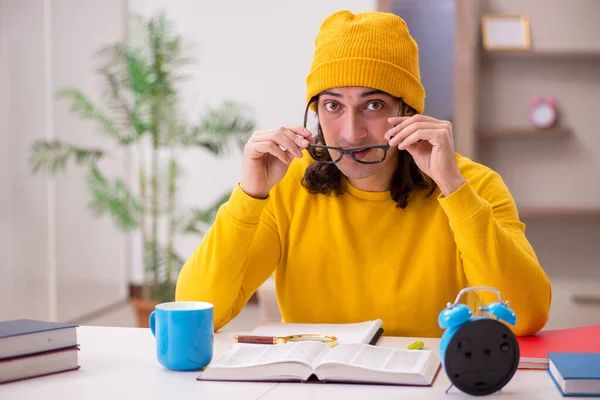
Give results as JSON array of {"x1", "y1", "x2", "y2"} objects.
[{"x1": 339, "y1": 111, "x2": 367, "y2": 146}]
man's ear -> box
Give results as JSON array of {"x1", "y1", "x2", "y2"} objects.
[{"x1": 402, "y1": 106, "x2": 417, "y2": 118}]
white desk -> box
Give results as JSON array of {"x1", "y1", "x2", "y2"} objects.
[{"x1": 1, "y1": 326, "x2": 563, "y2": 399}]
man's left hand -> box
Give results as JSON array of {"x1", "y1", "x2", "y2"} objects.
[{"x1": 384, "y1": 114, "x2": 466, "y2": 197}]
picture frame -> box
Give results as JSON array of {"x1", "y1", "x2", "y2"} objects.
[{"x1": 481, "y1": 14, "x2": 531, "y2": 51}]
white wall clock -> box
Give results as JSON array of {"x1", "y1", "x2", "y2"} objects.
[{"x1": 530, "y1": 96, "x2": 557, "y2": 129}]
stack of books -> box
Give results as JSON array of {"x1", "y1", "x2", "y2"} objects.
[
  {"x1": 517, "y1": 324, "x2": 600, "y2": 397},
  {"x1": 0, "y1": 319, "x2": 80, "y2": 384}
]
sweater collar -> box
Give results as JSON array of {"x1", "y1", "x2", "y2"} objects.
[{"x1": 341, "y1": 176, "x2": 392, "y2": 201}]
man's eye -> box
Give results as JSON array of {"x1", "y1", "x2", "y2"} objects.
[
  {"x1": 367, "y1": 102, "x2": 384, "y2": 111},
  {"x1": 324, "y1": 102, "x2": 339, "y2": 111}
]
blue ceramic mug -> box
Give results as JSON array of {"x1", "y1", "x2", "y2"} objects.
[{"x1": 149, "y1": 301, "x2": 214, "y2": 371}]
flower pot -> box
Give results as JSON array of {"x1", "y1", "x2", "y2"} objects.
[{"x1": 130, "y1": 298, "x2": 158, "y2": 328}]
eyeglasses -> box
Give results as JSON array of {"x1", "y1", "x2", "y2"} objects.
[
  {"x1": 303, "y1": 96, "x2": 403, "y2": 165},
  {"x1": 306, "y1": 143, "x2": 390, "y2": 164}
]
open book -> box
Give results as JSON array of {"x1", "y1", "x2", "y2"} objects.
[{"x1": 197, "y1": 341, "x2": 440, "y2": 386}]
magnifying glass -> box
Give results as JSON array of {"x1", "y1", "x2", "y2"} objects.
[{"x1": 233, "y1": 334, "x2": 338, "y2": 347}]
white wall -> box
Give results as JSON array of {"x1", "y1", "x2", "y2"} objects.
[
  {"x1": 51, "y1": 0, "x2": 129, "y2": 321},
  {"x1": 0, "y1": 0, "x2": 52, "y2": 321},
  {"x1": 0, "y1": 0, "x2": 12, "y2": 318},
  {"x1": 0, "y1": 0, "x2": 128, "y2": 322},
  {"x1": 127, "y1": 0, "x2": 377, "y2": 283}
]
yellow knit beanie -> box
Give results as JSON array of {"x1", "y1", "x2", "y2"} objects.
[{"x1": 306, "y1": 10, "x2": 425, "y2": 114}]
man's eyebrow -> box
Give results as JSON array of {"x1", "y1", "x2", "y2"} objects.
[
  {"x1": 319, "y1": 89, "x2": 389, "y2": 98},
  {"x1": 360, "y1": 89, "x2": 388, "y2": 98},
  {"x1": 320, "y1": 90, "x2": 342, "y2": 98}
]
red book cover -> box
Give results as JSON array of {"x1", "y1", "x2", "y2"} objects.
[{"x1": 517, "y1": 324, "x2": 600, "y2": 361}]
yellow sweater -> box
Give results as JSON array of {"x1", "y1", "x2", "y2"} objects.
[{"x1": 176, "y1": 153, "x2": 552, "y2": 337}]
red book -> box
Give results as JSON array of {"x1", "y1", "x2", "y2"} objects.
[{"x1": 517, "y1": 324, "x2": 600, "y2": 369}]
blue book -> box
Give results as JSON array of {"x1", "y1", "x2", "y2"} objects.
[
  {"x1": 0, "y1": 319, "x2": 78, "y2": 360},
  {"x1": 548, "y1": 352, "x2": 600, "y2": 397}
]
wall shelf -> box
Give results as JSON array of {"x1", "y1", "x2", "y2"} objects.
[
  {"x1": 478, "y1": 127, "x2": 572, "y2": 139},
  {"x1": 518, "y1": 205, "x2": 600, "y2": 219},
  {"x1": 483, "y1": 49, "x2": 600, "y2": 60}
]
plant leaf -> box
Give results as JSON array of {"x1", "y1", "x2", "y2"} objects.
[
  {"x1": 85, "y1": 166, "x2": 140, "y2": 231},
  {"x1": 176, "y1": 190, "x2": 231, "y2": 235},
  {"x1": 94, "y1": 42, "x2": 153, "y2": 140},
  {"x1": 57, "y1": 89, "x2": 133, "y2": 144},
  {"x1": 143, "y1": 240, "x2": 184, "y2": 275},
  {"x1": 142, "y1": 239, "x2": 185, "y2": 302},
  {"x1": 187, "y1": 101, "x2": 255, "y2": 155},
  {"x1": 29, "y1": 139, "x2": 104, "y2": 174}
]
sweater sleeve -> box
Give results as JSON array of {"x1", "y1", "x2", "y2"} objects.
[
  {"x1": 437, "y1": 171, "x2": 552, "y2": 336},
  {"x1": 175, "y1": 183, "x2": 281, "y2": 331}
]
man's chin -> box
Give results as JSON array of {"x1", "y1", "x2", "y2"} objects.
[{"x1": 335, "y1": 162, "x2": 378, "y2": 180}]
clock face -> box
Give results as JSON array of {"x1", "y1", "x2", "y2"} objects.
[{"x1": 531, "y1": 103, "x2": 556, "y2": 128}]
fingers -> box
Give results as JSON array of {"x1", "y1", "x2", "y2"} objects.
[
  {"x1": 258, "y1": 126, "x2": 315, "y2": 144},
  {"x1": 256, "y1": 132, "x2": 301, "y2": 158},
  {"x1": 286, "y1": 126, "x2": 317, "y2": 144},
  {"x1": 255, "y1": 126, "x2": 315, "y2": 150},
  {"x1": 279, "y1": 127, "x2": 314, "y2": 151},
  {"x1": 384, "y1": 117, "x2": 411, "y2": 141},
  {"x1": 398, "y1": 129, "x2": 444, "y2": 150},
  {"x1": 385, "y1": 114, "x2": 451, "y2": 141},
  {"x1": 388, "y1": 122, "x2": 442, "y2": 147},
  {"x1": 247, "y1": 125, "x2": 312, "y2": 162},
  {"x1": 387, "y1": 114, "x2": 440, "y2": 126},
  {"x1": 250, "y1": 141, "x2": 294, "y2": 164}
]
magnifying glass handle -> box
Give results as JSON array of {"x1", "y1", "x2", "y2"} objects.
[{"x1": 234, "y1": 335, "x2": 278, "y2": 345}]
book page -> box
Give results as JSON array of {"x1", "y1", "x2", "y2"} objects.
[
  {"x1": 211, "y1": 342, "x2": 329, "y2": 369},
  {"x1": 320, "y1": 343, "x2": 428, "y2": 373},
  {"x1": 382, "y1": 349, "x2": 428, "y2": 373},
  {"x1": 249, "y1": 319, "x2": 383, "y2": 344}
]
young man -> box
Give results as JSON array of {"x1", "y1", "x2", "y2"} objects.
[{"x1": 176, "y1": 10, "x2": 552, "y2": 337}]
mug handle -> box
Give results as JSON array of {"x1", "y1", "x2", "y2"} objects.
[{"x1": 149, "y1": 310, "x2": 156, "y2": 336}]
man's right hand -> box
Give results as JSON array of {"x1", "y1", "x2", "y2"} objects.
[{"x1": 240, "y1": 126, "x2": 316, "y2": 199}]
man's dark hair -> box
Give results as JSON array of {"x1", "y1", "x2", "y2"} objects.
[{"x1": 301, "y1": 99, "x2": 437, "y2": 209}]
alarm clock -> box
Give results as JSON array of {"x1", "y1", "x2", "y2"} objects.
[
  {"x1": 438, "y1": 286, "x2": 520, "y2": 396},
  {"x1": 530, "y1": 96, "x2": 557, "y2": 129}
]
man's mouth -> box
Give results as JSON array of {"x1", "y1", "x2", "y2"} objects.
[{"x1": 345, "y1": 148, "x2": 371, "y2": 160}]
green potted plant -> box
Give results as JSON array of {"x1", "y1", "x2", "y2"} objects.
[{"x1": 29, "y1": 12, "x2": 254, "y2": 327}]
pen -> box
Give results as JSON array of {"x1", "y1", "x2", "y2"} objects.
[
  {"x1": 407, "y1": 341, "x2": 424, "y2": 350},
  {"x1": 234, "y1": 335, "x2": 281, "y2": 345},
  {"x1": 233, "y1": 334, "x2": 338, "y2": 347}
]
